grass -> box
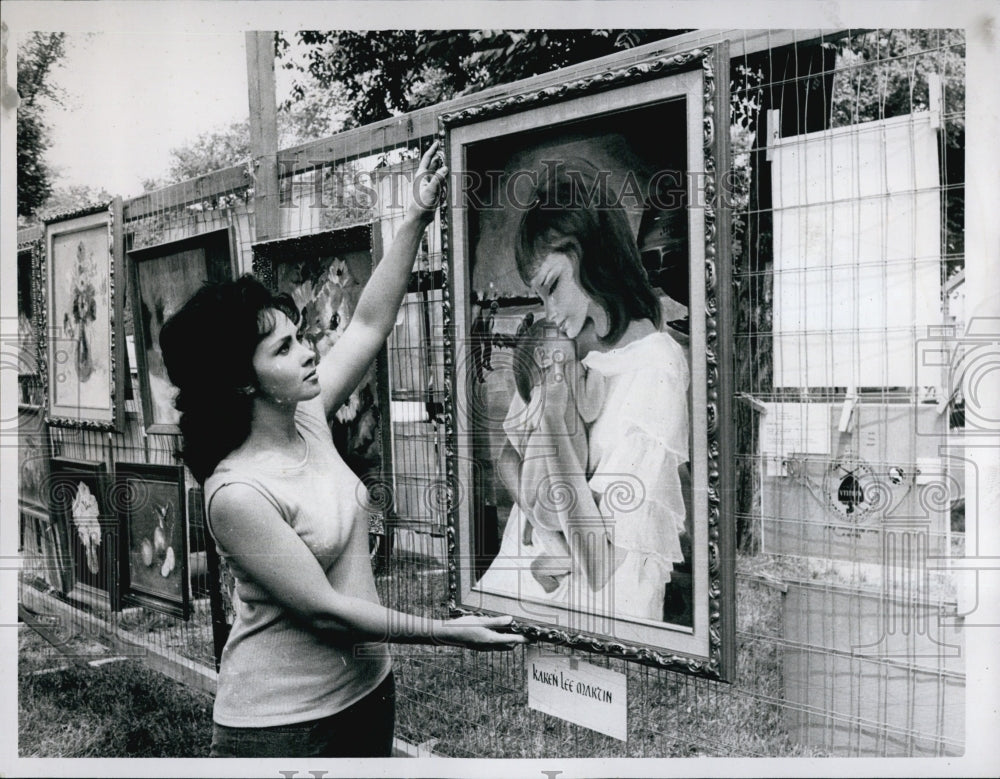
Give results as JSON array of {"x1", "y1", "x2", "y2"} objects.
[
  {"x1": 18, "y1": 625, "x2": 214, "y2": 757},
  {"x1": 19, "y1": 550, "x2": 871, "y2": 758},
  {"x1": 115, "y1": 602, "x2": 218, "y2": 668}
]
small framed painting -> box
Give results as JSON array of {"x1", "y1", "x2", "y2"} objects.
[
  {"x1": 41, "y1": 201, "x2": 125, "y2": 430},
  {"x1": 116, "y1": 462, "x2": 191, "y2": 619},
  {"x1": 17, "y1": 236, "x2": 43, "y2": 406},
  {"x1": 20, "y1": 504, "x2": 74, "y2": 595},
  {"x1": 18, "y1": 405, "x2": 50, "y2": 511},
  {"x1": 48, "y1": 456, "x2": 119, "y2": 607},
  {"x1": 127, "y1": 228, "x2": 237, "y2": 434}
]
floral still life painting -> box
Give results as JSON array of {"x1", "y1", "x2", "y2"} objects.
[
  {"x1": 43, "y1": 202, "x2": 124, "y2": 430},
  {"x1": 275, "y1": 245, "x2": 381, "y2": 475},
  {"x1": 48, "y1": 457, "x2": 117, "y2": 604},
  {"x1": 51, "y1": 230, "x2": 110, "y2": 410}
]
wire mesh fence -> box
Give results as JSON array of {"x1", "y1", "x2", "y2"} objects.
[{"x1": 17, "y1": 27, "x2": 965, "y2": 758}]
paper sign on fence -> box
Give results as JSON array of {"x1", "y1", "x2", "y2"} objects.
[
  {"x1": 526, "y1": 646, "x2": 627, "y2": 740},
  {"x1": 761, "y1": 402, "x2": 833, "y2": 475}
]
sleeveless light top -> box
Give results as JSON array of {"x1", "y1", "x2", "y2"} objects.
[{"x1": 204, "y1": 399, "x2": 390, "y2": 727}]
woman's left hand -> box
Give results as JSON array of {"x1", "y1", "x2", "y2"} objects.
[
  {"x1": 407, "y1": 141, "x2": 449, "y2": 224},
  {"x1": 437, "y1": 615, "x2": 529, "y2": 651}
]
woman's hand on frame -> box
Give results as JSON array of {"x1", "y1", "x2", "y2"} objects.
[
  {"x1": 436, "y1": 614, "x2": 528, "y2": 652},
  {"x1": 407, "y1": 141, "x2": 448, "y2": 224}
]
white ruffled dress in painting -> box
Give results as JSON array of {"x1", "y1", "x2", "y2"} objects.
[{"x1": 477, "y1": 330, "x2": 689, "y2": 622}]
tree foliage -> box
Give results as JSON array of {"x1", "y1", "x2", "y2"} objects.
[
  {"x1": 17, "y1": 32, "x2": 67, "y2": 218},
  {"x1": 159, "y1": 120, "x2": 252, "y2": 186},
  {"x1": 277, "y1": 29, "x2": 684, "y2": 127},
  {"x1": 143, "y1": 81, "x2": 351, "y2": 189},
  {"x1": 827, "y1": 29, "x2": 964, "y2": 148},
  {"x1": 139, "y1": 30, "x2": 683, "y2": 187},
  {"x1": 39, "y1": 184, "x2": 115, "y2": 216}
]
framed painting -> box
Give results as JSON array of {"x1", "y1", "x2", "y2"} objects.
[
  {"x1": 116, "y1": 462, "x2": 190, "y2": 619},
  {"x1": 20, "y1": 504, "x2": 73, "y2": 594},
  {"x1": 16, "y1": 236, "x2": 43, "y2": 406},
  {"x1": 41, "y1": 200, "x2": 125, "y2": 430},
  {"x1": 127, "y1": 228, "x2": 237, "y2": 433},
  {"x1": 440, "y1": 46, "x2": 735, "y2": 678},
  {"x1": 252, "y1": 224, "x2": 393, "y2": 499},
  {"x1": 48, "y1": 456, "x2": 120, "y2": 608},
  {"x1": 18, "y1": 405, "x2": 50, "y2": 510}
]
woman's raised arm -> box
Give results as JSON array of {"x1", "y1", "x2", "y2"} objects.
[{"x1": 316, "y1": 143, "x2": 448, "y2": 417}]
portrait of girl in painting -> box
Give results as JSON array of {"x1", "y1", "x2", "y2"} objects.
[{"x1": 461, "y1": 111, "x2": 695, "y2": 630}]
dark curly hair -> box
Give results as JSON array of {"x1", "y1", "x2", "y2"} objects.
[
  {"x1": 159, "y1": 275, "x2": 298, "y2": 484},
  {"x1": 515, "y1": 160, "x2": 661, "y2": 345}
]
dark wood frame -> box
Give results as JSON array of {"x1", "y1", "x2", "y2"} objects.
[
  {"x1": 40, "y1": 200, "x2": 125, "y2": 430},
  {"x1": 115, "y1": 462, "x2": 191, "y2": 620},
  {"x1": 439, "y1": 46, "x2": 736, "y2": 679},
  {"x1": 126, "y1": 227, "x2": 238, "y2": 434},
  {"x1": 48, "y1": 456, "x2": 120, "y2": 609}
]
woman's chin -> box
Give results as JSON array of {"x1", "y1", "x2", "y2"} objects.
[{"x1": 562, "y1": 318, "x2": 586, "y2": 340}]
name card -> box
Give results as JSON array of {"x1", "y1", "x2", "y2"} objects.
[{"x1": 526, "y1": 646, "x2": 627, "y2": 740}]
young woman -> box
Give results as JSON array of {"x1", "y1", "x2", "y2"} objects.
[
  {"x1": 477, "y1": 161, "x2": 691, "y2": 623},
  {"x1": 159, "y1": 144, "x2": 524, "y2": 758}
]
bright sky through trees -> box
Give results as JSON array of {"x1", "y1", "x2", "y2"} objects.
[{"x1": 43, "y1": 32, "x2": 265, "y2": 197}]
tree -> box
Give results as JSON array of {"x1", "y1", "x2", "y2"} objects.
[
  {"x1": 39, "y1": 184, "x2": 114, "y2": 216},
  {"x1": 17, "y1": 32, "x2": 67, "y2": 219},
  {"x1": 827, "y1": 29, "x2": 964, "y2": 146},
  {"x1": 160, "y1": 120, "x2": 252, "y2": 185},
  {"x1": 140, "y1": 31, "x2": 683, "y2": 186},
  {"x1": 142, "y1": 81, "x2": 351, "y2": 189},
  {"x1": 277, "y1": 30, "x2": 685, "y2": 127}
]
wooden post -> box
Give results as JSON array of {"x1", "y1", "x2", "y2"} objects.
[{"x1": 245, "y1": 31, "x2": 280, "y2": 243}]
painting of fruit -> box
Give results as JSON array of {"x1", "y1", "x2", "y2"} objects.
[{"x1": 116, "y1": 463, "x2": 190, "y2": 619}]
